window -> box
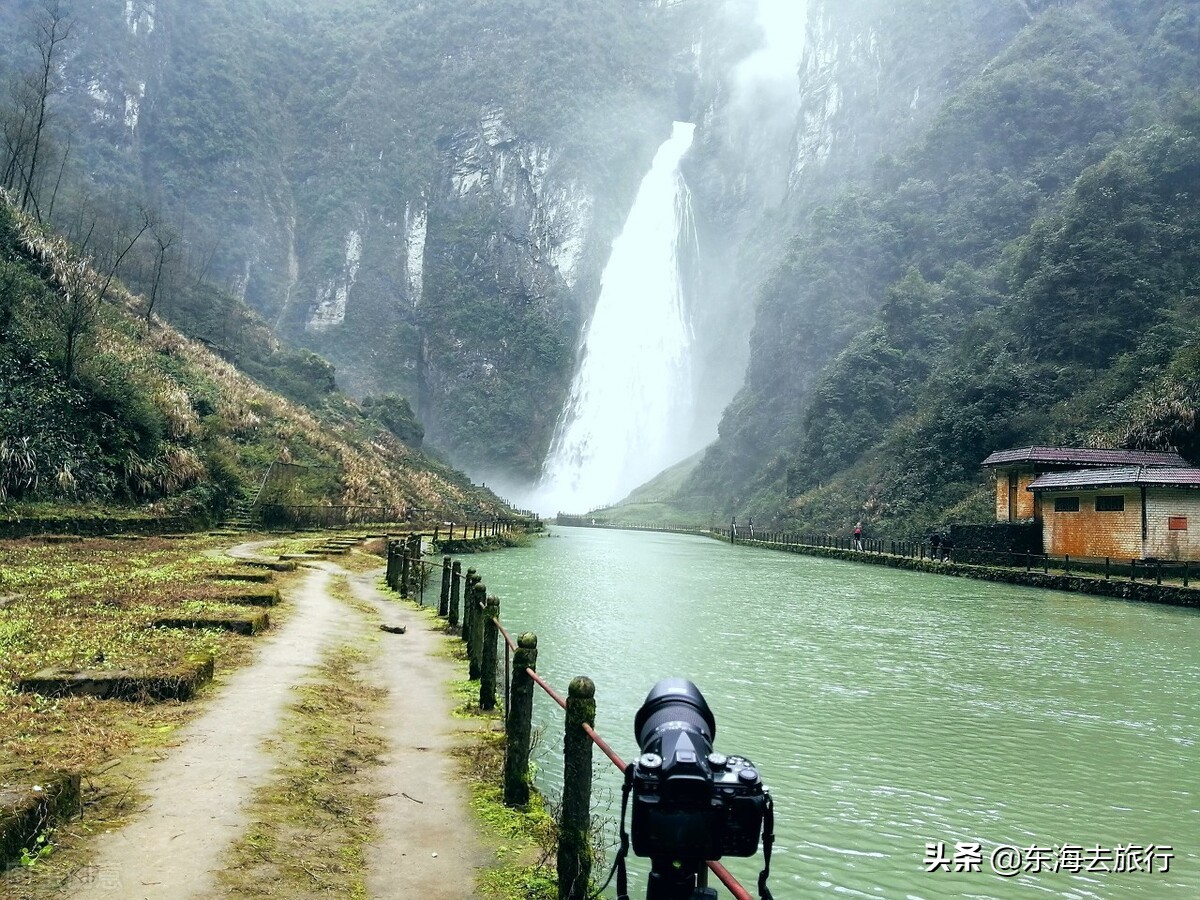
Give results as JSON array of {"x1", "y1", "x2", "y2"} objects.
[
  {"x1": 1054, "y1": 496, "x2": 1080, "y2": 512},
  {"x1": 1169, "y1": 516, "x2": 1188, "y2": 531},
  {"x1": 1095, "y1": 495, "x2": 1125, "y2": 512}
]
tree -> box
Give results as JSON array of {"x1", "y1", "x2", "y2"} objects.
[
  {"x1": 144, "y1": 218, "x2": 177, "y2": 323},
  {"x1": 20, "y1": 1, "x2": 73, "y2": 221},
  {"x1": 57, "y1": 210, "x2": 150, "y2": 380}
]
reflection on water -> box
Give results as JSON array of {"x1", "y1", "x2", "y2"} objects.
[{"x1": 476, "y1": 527, "x2": 1200, "y2": 897}]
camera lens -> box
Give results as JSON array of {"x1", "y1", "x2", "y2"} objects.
[{"x1": 633, "y1": 678, "x2": 717, "y2": 750}]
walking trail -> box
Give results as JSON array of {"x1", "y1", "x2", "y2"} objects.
[{"x1": 64, "y1": 540, "x2": 490, "y2": 900}]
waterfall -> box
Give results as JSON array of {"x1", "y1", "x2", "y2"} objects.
[{"x1": 535, "y1": 121, "x2": 698, "y2": 513}]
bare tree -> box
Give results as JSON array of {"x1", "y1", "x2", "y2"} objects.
[
  {"x1": 21, "y1": 0, "x2": 74, "y2": 220},
  {"x1": 45, "y1": 131, "x2": 71, "y2": 223},
  {"x1": 144, "y1": 219, "x2": 177, "y2": 322},
  {"x1": 57, "y1": 210, "x2": 151, "y2": 380},
  {"x1": 1, "y1": 76, "x2": 38, "y2": 193}
]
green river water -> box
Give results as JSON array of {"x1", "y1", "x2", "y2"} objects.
[{"x1": 470, "y1": 527, "x2": 1199, "y2": 898}]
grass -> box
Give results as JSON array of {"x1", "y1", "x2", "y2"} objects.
[
  {"x1": 218, "y1": 643, "x2": 386, "y2": 898},
  {"x1": 0, "y1": 532, "x2": 301, "y2": 897},
  {"x1": 0, "y1": 534, "x2": 283, "y2": 780},
  {"x1": 1, "y1": 527, "x2": 558, "y2": 896},
  {"x1": 448, "y1": 678, "x2": 559, "y2": 900}
]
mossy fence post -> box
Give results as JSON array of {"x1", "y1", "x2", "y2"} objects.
[
  {"x1": 449, "y1": 561, "x2": 462, "y2": 629},
  {"x1": 408, "y1": 535, "x2": 423, "y2": 602},
  {"x1": 399, "y1": 540, "x2": 411, "y2": 599},
  {"x1": 503, "y1": 633, "x2": 538, "y2": 807},
  {"x1": 439, "y1": 555, "x2": 451, "y2": 617},
  {"x1": 468, "y1": 580, "x2": 487, "y2": 681},
  {"x1": 480, "y1": 595, "x2": 500, "y2": 710},
  {"x1": 468, "y1": 581, "x2": 487, "y2": 680},
  {"x1": 463, "y1": 569, "x2": 479, "y2": 645},
  {"x1": 558, "y1": 676, "x2": 595, "y2": 900},
  {"x1": 385, "y1": 539, "x2": 398, "y2": 589}
]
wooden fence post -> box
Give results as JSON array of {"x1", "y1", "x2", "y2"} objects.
[
  {"x1": 399, "y1": 540, "x2": 410, "y2": 599},
  {"x1": 439, "y1": 556, "x2": 452, "y2": 617},
  {"x1": 504, "y1": 633, "x2": 538, "y2": 807},
  {"x1": 463, "y1": 570, "x2": 478, "y2": 643},
  {"x1": 558, "y1": 676, "x2": 595, "y2": 900},
  {"x1": 480, "y1": 595, "x2": 500, "y2": 710},
  {"x1": 386, "y1": 539, "x2": 398, "y2": 589},
  {"x1": 449, "y1": 561, "x2": 462, "y2": 629},
  {"x1": 409, "y1": 535, "x2": 423, "y2": 599},
  {"x1": 468, "y1": 582, "x2": 486, "y2": 680}
]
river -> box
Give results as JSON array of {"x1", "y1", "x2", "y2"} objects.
[{"x1": 472, "y1": 527, "x2": 1200, "y2": 898}]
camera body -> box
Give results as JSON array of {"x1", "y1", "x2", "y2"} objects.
[
  {"x1": 629, "y1": 679, "x2": 767, "y2": 864},
  {"x1": 631, "y1": 746, "x2": 767, "y2": 860}
]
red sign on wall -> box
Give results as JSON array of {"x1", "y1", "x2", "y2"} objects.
[{"x1": 1168, "y1": 516, "x2": 1188, "y2": 531}]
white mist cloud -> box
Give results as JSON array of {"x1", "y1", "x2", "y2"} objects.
[{"x1": 733, "y1": 0, "x2": 807, "y2": 106}]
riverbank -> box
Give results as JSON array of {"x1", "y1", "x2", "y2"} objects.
[
  {"x1": 554, "y1": 522, "x2": 1200, "y2": 610},
  {"x1": 0, "y1": 531, "x2": 513, "y2": 897}
]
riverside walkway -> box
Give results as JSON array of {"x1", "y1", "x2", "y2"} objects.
[{"x1": 554, "y1": 520, "x2": 1200, "y2": 610}]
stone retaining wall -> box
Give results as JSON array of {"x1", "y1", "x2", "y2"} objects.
[{"x1": 732, "y1": 539, "x2": 1200, "y2": 609}]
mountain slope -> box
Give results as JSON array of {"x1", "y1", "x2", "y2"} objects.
[{"x1": 0, "y1": 193, "x2": 509, "y2": 523}]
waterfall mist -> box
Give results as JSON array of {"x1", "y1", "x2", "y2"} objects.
[{"x1": 531, "y1": 122, "x2": 699, "y2": 514}]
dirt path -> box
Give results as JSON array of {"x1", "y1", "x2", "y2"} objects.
[
  {"x1": 348, "y1": 571, "x2": 493, "y2": 899},
  {"x1": 61, "y1": 543, "x2": 488, "y2": 899}
]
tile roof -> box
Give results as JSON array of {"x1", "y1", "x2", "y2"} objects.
[
  {"x1": 982, "y1": 446, "x2": 1188, "y2": 468},
  {"x1": 1028, "y1": 466, "x2": 1200, "y2": 491}
]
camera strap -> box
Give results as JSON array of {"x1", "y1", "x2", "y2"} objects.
[
  {"x1": 591, "y1": 765, "x2": 634, "y2": 900},
  {"x1": 757, "y1": 790, "x2": 775, "y2": 900}
]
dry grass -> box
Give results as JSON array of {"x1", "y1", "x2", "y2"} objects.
[
  {"x1": 5, "y1": 191, "x2": 511, "y2": 520},
  {"x1": 0, "y1": 534, "x2": 266, "y2": 781}
]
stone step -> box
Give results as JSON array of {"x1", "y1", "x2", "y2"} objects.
[
  {"x1": 18, "y1": 656, "x2": 215, "y2": 702},
  {"x1": 153, "y1": 610, "x2": 270, "y2": 636},
  {"x1": 208, "y1": 571, "x2": 274, "y2": 584},
  {"x1": 238, "y1": 559, "x2": 297, "y2": 572},
  {"x1": 215, "y1": 588, "x2": 281, "y2": 607},
  {"x1": 0, "y1": 775, "x2": 82, "y2": 868}
]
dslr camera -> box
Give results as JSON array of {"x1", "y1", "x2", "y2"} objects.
[{"x1": 627, "y1": 678, "x2": 772, "y2": 900}]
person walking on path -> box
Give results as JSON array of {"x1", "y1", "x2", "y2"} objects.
[{"x1": 853, "y1": 521, "x2": 864, "y2": 552}]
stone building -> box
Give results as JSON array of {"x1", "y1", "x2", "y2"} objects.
[
  {"x1": 1028, "y1": 467, "x2": 1200, "y2": 561},
  {"x1": 981, "y1": 447, "x2": 1187, "y2": 524}
]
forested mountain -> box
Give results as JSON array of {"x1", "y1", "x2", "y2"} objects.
[
  {"x1": 2, "y1": 0, "x2": 1198, "y2": 533},
  {"x1": 679, "y1": 0, "x2": 1200, "y2": 535}
]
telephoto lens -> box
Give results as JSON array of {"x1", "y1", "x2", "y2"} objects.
[{"x1": 621, "y1": 679, "x2": 771, "y2": 900}]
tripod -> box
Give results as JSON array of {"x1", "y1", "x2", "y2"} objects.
[{"x1": 645, "y1": 858, "x2": 717, "y2": 900}]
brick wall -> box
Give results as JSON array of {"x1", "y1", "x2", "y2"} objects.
[
  {"x1": 1041, "y1": 489, "x2": 1143, "y2": 559},
  {"x1": 1145, "y1": 489, "x2": 1200, "y2": 561},
  {"x1": 1041, "y1": 488, "x2": 1200, "y2": 561},
  {"x1": 992, "y1": 467, "x2": 1038, "y2": 522}
]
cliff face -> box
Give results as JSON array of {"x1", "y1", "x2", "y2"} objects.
[
  {"x1": 13, "y1": 0, "x2": 1184, "y2": 527},
  {"x1": 679, "y1": 0, "x2": 1200, "y2": 533},
  {"x1": 1, "y1": 0, "x2": 690, "y2": 484}
]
